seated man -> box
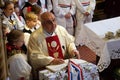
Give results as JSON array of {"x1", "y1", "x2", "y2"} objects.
[{"x1": 27, "y1": 12, "x2": 80, "y2": 79}]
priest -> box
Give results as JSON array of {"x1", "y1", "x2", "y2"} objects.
[{"x1": 27, "y1": 12, "x2": 80, "y2": 79}]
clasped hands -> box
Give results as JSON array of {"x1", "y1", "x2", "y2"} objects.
[{"x1": 84, "y1": 12, "x2": 90, "y2": 16}]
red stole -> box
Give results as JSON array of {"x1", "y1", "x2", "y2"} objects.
[{"x1": 46, "y1": 35, "x2": 63, "y2": 59}]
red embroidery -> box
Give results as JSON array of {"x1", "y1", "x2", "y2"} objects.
[
  {"x1": 6, "y1": 43, "x2": 21, "y2": 53},
  {"x1": 27, "y1": 6, "x2": 31, "y2": 12},
  {"x1": 46, "y1": 35, "x2": 63, "y2": 59}
]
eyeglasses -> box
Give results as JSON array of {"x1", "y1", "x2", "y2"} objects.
[
  {"x1": 44, "y1": 18, "x2": 56, "y2": 24},
  {"x1": 15, "y1": 40, "x2": 24, "y2": 43}
]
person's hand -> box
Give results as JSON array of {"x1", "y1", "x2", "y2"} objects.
[
  {"x1": 50, "y1": 58, "x2": 65, "y2": 65},
  {"x1": 84, "y1": 12, "x2": 90, "y2": 16},
  {"x1": 65, "y1": 12, "x2": 71, "y2": 19},
  {"x1": 70, "y1": 49, "x2": 80, "y2": 59}
]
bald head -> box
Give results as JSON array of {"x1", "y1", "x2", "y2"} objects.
[
  {"x1": 40, "y1": 12, "x2": 55, "y2": 24},
  {"x1": 40, "y1": 12, "x2": 57, "y2": 34},
  {"x1": 28, "y1": 0, "x2": 38, "y2": 3}
]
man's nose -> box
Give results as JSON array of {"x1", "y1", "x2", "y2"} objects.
[{"x1": 51, "y1": 21, "x2": 56, "y2": 25}]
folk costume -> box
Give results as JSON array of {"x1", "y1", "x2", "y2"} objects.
[
  {"x1": 23, "y1": 21, "x2": 41, "y2": 47},
  {"x1": 74, "y1": 0, "x2": 96, "y2": 46},
  {"x1": 6, "y1": 43, "x2": 31, "y2": 80},
  {"x1": 52, "y1": 0, "x2": 76, "y2": 35},
  {"x1": 22, "y1": 1, "x2": 39, "y2": 18},
  {"x1": 23, "y1": 25, "x2": 35, "y2": 47},
  {"x1": 1, "y1": 12, "x2": 24, "y2": 33}
]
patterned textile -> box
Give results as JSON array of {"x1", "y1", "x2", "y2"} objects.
[
  {"x1": 46, "y1": 35, "x2": 63, "y2": 59},
  {"x1": 39, "y1": 59, "x2": 100, "y2": 80},
  {"x1": 68, "y1": 60, "x2": 83, "y2": 80}
]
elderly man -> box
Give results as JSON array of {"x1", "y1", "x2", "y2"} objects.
[{"x1": 28, "y1": 12, "x2": 80, "y2": 79}]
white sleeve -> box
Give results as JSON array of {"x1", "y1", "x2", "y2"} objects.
[
  {"x1": 52, "y1": 0, "x2": 66, "y2": 16},
  {"x1": 87, "y1": 0, "x2": 96, "y2": 13},
  {"x1": 8, "y1": 54, "x2": 31, "y2": 80},
  {"x1": 69, "y1": 0, "x2": 76, "y2": 15},
  {"x1": 74, "y1": 0, "x2": 86, "y2": 14},
  {"x1": 13, "y1": 12, "x2": 24, "y2": 30},
  {"x1": 47, "y1": 0, "x2": 53, "y2": 12},
  {"x1": 24, "y1": 33, "x2": 30, "y2": 47}
]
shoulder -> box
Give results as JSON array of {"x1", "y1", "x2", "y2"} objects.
[
  {"x1": 56, "y1": 25, "x2": 67, "y2": 32},
  {"x1": 30, "y1": 27, "x2": 43, "y2": 38},
  {"x1": 55, "y1": 25, "x2": 74, "y2": 38},
  {"x1": 56, "y1": 25, "x2": 70, "y2": 35}
]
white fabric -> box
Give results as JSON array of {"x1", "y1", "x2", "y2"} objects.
[
  {"x1": 47, "y1": 0, "x2": 53, "y2": 12},
  {"x1": 8, "y1": 54, "x2": 31, "y2": 80},
  {"x1": 75, "y1": 24, "x2": 105, "y2": 56},
  {"x1": 24, "y1": 32, "x2": 30, "y2": 47},
  {"x1": 24, "y1": 23, "x2": 41, "y2": 47},
  {"x1": 52, "y1": 0, "x2": 76, "y2": 35},
  {"x1": 74, "y1": 0, "x2": 96, "y2": 21},
  {"x1": 13, "y1": 12, "x2": 24, "y2": 30},
  {"x1": 85, "y1": 17, "x2": 120, "y2": 38},
  {"x1": 40, "y1": 0, "x2": 47, "y2": 12},
  {"x1": 28, "y1": 25, "x2": 76, "y2": 69},
  {"x1": 39, "y1": 59, "x2": 99, "y2": 80},
  {"x1": 19, "y1": 16, "x2": 26, "y2": 25},
  {"x1": 79, "y1": 17, "x2": 120, "y2": 72},
  {"x1": 106, "y1": 39, "x2": 120, "y2": 59},
  {"x1": 74, "y1": 0, "x2": 96, "y2": 44},
  {"x1": 37, "y1": 0, "x2": 52, "y2": 13},
  {"x1": 18, "y1": 0, "x2": 28, "y2": 9},
  {"x1": 22, "y1": 2, "x2": 37, "y2": 18},
  {"x1": 74, "y1": 24, "x2": 108, "y2": 72},
  {"x1": 2, "y1": 12, "x2": 24, "y2": 32}
]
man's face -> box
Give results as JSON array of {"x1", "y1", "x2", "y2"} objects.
[{"x1": 42, "y1": 14, "x2": 57, "y2": 34}]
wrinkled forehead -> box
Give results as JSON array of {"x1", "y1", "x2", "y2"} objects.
[
  {"x1": 41, "y1": 12, "x2": 55, "y2": 22},
  {"x1": 29, "y1": 0, "x2": 38, "y2": 2}
]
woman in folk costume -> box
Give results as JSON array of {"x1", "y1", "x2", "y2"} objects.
[
  {"x1": 6, "y1": 30, "x2": 31, "y2": 80},
  {"x1": 1, "y1": 1, "x2": 24, "y2": 35},
  {"x1": 21, "y1": 0, "x2": 39, "y2": 18},
  {"x1": 52, "y1": 0, "x2": 76, "y2": 35},
  {"x1": 27, "y1": 12, "x2": 80, "y2": 79},
  {"x1": 74, "y1": 0, "x2": 96, "y2": 46}
]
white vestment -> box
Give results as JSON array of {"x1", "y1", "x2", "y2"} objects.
[{"x1": 28, "y1": 25, "x2": 76, "y2": 69}]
